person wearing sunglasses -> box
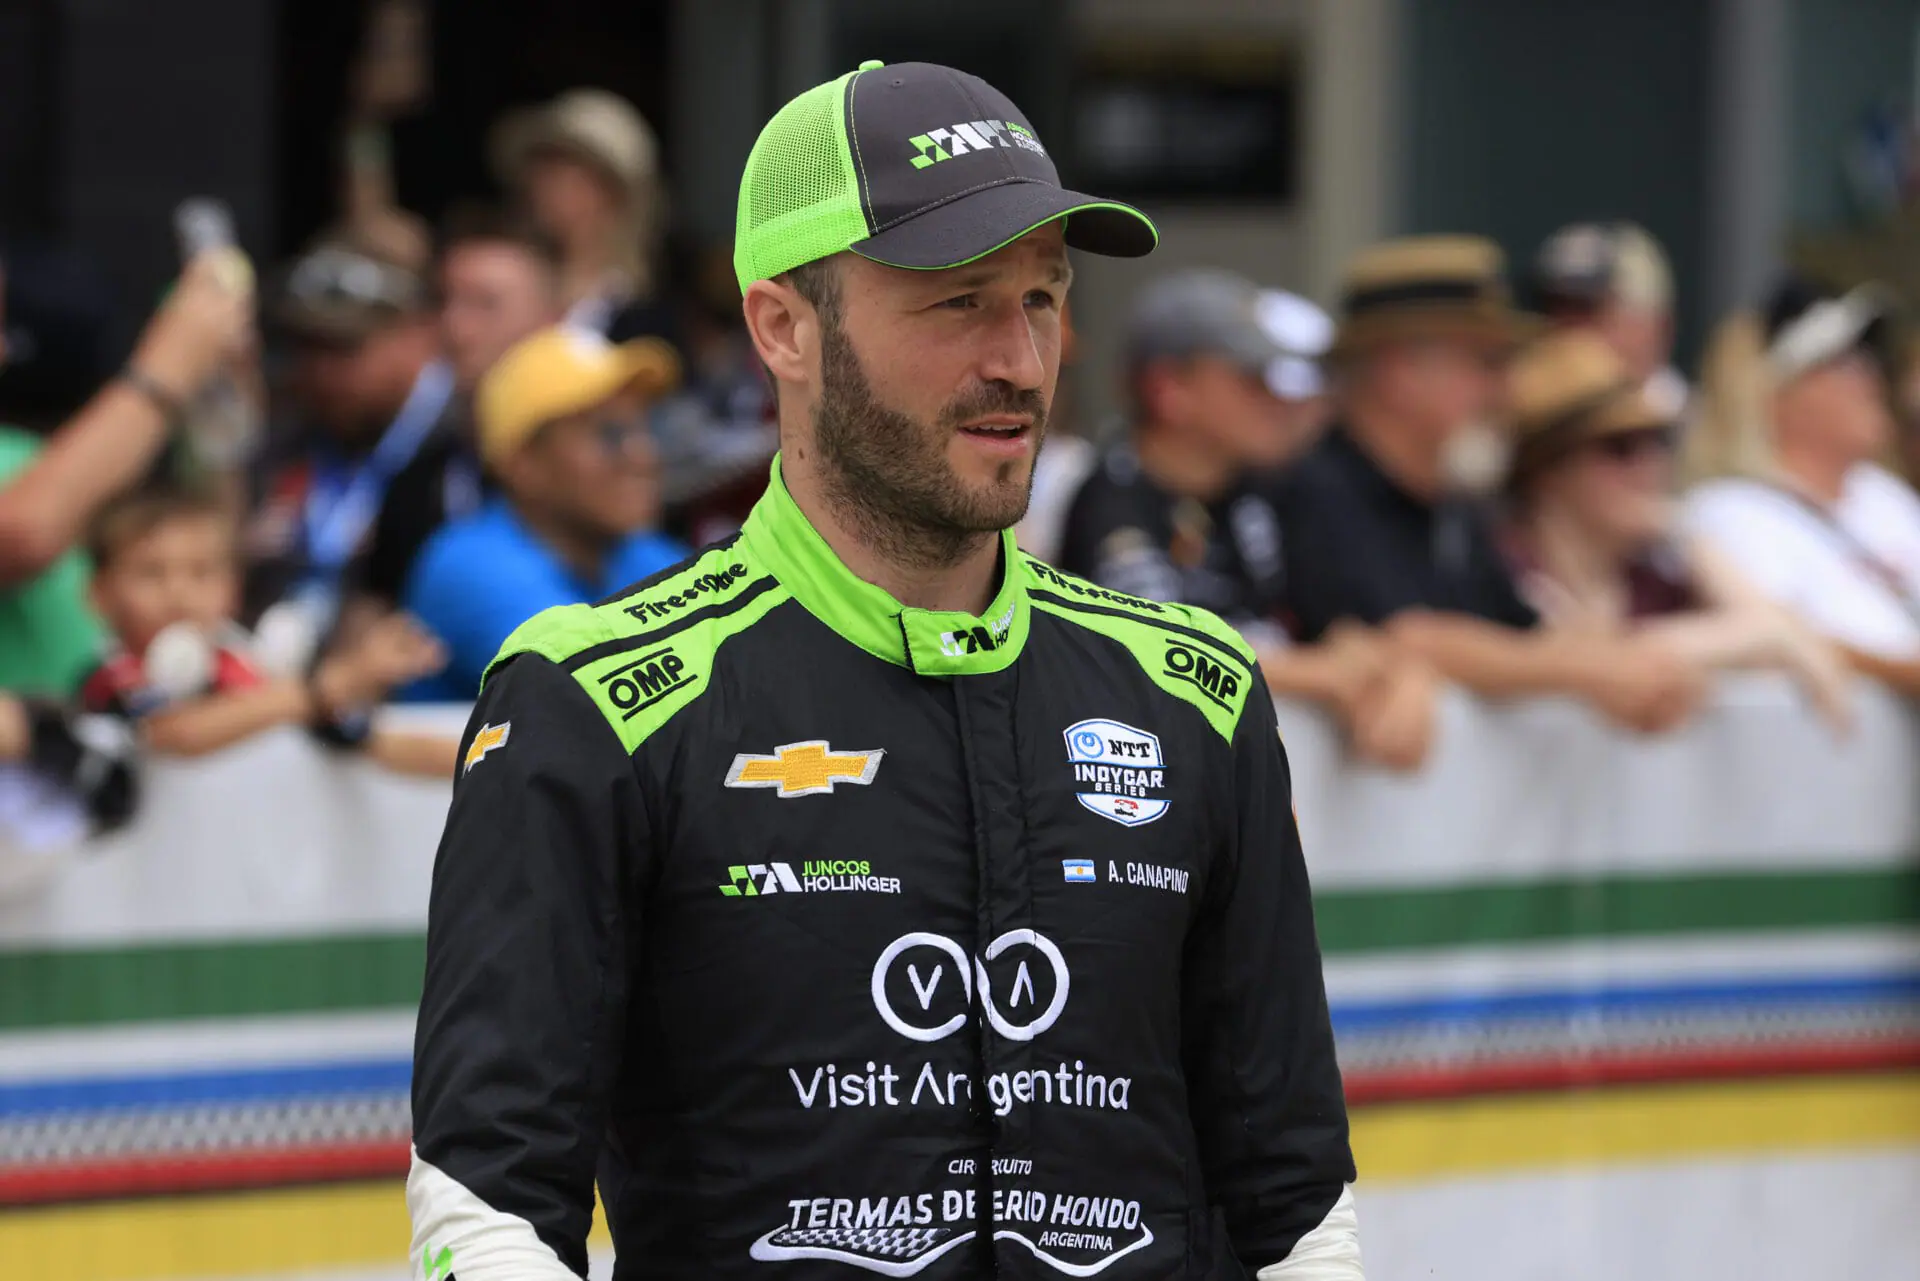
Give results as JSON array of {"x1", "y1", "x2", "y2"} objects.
[
  {"x1": 397, "y1": 325, "x2": 685, "y2": 700},
  {"x1": 1504, "y1": 330, "x2": 1851, "y2": 733}
]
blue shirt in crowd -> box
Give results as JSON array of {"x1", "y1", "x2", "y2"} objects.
[{"x1": 400, "y1": 498, "x2": 687, "y2": 701}]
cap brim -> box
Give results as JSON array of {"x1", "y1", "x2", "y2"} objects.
[
  {"x1": 271, "y1": 299, "x2": 395, "y2": 344},
  {"x1": 612, "y1": 337, "x2": 682, "y2": 399},
  {"x1": 1769, "y1": 284, "x2": 1888, "y2": 379},
  {"x1": 850, "y1": 181, "x2": 1157, "y2": 271},
  {"x1": 1585, "y1": 389, "x2": 1670, "y2": 437},
  {"x1": 1267, "y1": 356, "x2": 1324, "y2": 401}
]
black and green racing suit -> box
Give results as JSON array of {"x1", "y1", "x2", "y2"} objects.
[{"x1": 407, "y1": 459, "x2": 1356, "y2": 1281}]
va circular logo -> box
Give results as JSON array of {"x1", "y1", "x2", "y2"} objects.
[{"x1": 869, "y1": 929, "x2": 1070, "y2": 1044}]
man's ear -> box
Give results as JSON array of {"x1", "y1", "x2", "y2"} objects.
[{"x1": 742, "y1": 277, "x2": 814, "y2": 392}]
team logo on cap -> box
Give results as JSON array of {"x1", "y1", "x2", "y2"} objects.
[{"x1": 907, "y1": 120, "x2": 1046, "y2": 169}]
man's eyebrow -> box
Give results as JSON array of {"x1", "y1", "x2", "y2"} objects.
[
  {"x1": 940, "y1": 268, "x2": 997, "y2": 291},
  {"x1": 933, "y1": 258, "x2": 1074, "y2": 292}
]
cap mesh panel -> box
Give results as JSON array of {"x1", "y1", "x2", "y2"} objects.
[{"x1": 735, "y1": 72, "x2": 870, "y2": 290}]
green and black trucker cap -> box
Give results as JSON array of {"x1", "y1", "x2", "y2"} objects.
[{"x1": 735, "y1": 59, "x2": 1158, "y2": 291}]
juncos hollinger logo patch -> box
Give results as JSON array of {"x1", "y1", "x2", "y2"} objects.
[{"x1": 907, "y1": 119, "x2": 1047, "y2": 169}]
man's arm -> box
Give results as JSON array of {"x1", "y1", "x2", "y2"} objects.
[
  {"x1": 1184, "y1": 679, "x2": 1360, "y2": 1277},
  {"x1": 1386, "y1": 610, "x2": 1706, "y2": 733},
  {"x1": 1386, "y1": 611, "x2": 1601, "y2": 696},
  {"x1": 0, "y1": 254, "x2": 249, "y2": 584},
  {"x1": 409, "y1": 654, "x2": 645, "y2": 1281}
]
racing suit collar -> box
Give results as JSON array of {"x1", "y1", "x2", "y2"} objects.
[{"x1": 742, "y1": 456, "x2": 1031, "y2": 675}]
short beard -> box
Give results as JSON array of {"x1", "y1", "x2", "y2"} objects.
[{"x1": 811, "y1": 309, "x2": 1047, "y2": 572}]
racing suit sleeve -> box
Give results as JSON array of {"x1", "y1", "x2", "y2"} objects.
[
  {"x1": 408, "y1": 653, "x2": 647, "y2": 1281},
  {"x1": 1184, "y1": 673, "x2": 1360, "y2": 1275}
]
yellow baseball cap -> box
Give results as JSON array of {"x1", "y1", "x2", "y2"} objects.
[{"x1": 476, "y1": 325, "x2": 681, "y2": 468}]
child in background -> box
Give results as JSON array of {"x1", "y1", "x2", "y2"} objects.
[{"x1": 80, "y1": 485, "x2": 458, "y2": 776}]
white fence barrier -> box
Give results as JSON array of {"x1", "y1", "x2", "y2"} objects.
[{"x1": 0, "y1": 678, "x2": 1915, "y2": 1281}]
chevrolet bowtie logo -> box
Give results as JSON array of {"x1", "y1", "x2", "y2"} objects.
[
  {"x1": 724, "y1": 740, "x2": 885, "y2": 799},
  {"x1": 463, "y1": 721, "x2": 510, "y2": 773}
]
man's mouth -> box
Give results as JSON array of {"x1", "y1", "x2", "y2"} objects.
[{"x1": 958, "y1": 415, "x2": 1034, "y2": 440}]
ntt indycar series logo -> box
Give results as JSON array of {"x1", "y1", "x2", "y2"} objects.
[{"x1": 1064, "y1": 718, "x2": 1170, "y2": 827}]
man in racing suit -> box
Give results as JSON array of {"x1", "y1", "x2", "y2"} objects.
[{"x1": 409, "y1": 59, "x2": 1361, "y2": 1281}]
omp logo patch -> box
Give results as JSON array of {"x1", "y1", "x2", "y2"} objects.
[
  {"x1": 463, "y1": 722, "x2": 509, "y2": 773},
  {"x1": 596, "y1": 646, "x2": 694, "y2": 720},
  {"x1": 1063, "y1": 718, "x2": 1170, "y2": 827},
  {"x1": 1162, "y1": 641, "x2": 1242, "y2": 710},
  {"x1": 725, "y1": 741, "x2": 885, "y2": 799},
  {"x1": 422, "y1": 1243, "x2": 453, "y2": 1281},
  {"x1": 907, "y1": 118, "x2": 1046, "y2": 169}
]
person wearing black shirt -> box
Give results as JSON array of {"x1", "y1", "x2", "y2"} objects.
[
  {"x1": 1274, "y1": 235, "x2": 1702, "y2": 733},
  {"x1": 357, "y1": 207, "x2": 565, "y2": 607},
  {"x1": 1060, "y1": 270, "x2": 1435, "y2": 769}
]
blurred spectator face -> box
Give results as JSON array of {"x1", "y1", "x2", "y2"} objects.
[
  {"x1": 1774, "y1": 351, "x2": 1893, "y2": 464},
  {"x1": 1530, "y1": 426, "x2": 1676, "y2": 547},
  {"x1": 501, "y1": 387, "x2": 659, "y2": 542},
  {"x1": 1144, "y1": 356, "x2": 1292, "y2": 469},
  {"x1": 90, "y1": 513, "x2": 238, "y2": 653},
  {"x1": 290, "y1": 317, "x2": 436, "y2": 442},
  {"x1": 525, "y1": 151, "x2": 624, "y2": 241},
  {"x1": 1587, "y1": 301, "x2": 1673, "y2": 386},
  {"x1": 439, "y1": 241, "x2": 560, "y2": 391},
  {"x1": 1364, "y1": 338, "x2": 1504, "y2": 448}
]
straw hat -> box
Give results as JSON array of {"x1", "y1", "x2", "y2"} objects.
[
  {"x1": 1331, "y1": 235, "x2": 1530, "y2": 361},
  {"x1": 1506, "y1": 330, "x2": 1667, "y2": 483},
  {"x1": 490, "y1": 88, "x2": 661, "y2": 207}
]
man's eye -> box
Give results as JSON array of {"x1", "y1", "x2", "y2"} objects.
[
  {"x1": 1025, "y1": 290, "x2": 1061, "y2": 310},
  {"x1": 937, "y1": 293, "x2": 977, "y2": 310}
]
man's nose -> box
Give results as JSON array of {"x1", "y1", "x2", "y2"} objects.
[{"x1": 973, "y1": 304, "x2": 1048, "y2": 392}]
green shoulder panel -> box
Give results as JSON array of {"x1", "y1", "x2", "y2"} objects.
[
  {"x1": 1020, "y1": 554, "x2": 1258, "y2": 742},
  {"x1": 483, "y1": 541, "x2": 791, "y2": 754}
]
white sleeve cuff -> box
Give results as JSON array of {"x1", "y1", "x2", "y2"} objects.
[
  {"x1": 407, "y1": 1146, "x2": 582, "y2": 1281},
  {"x1": 1255, "y1": 1184, "x2": 1364, "y2": 1281}
]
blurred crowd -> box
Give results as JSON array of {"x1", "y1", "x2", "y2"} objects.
[
  {"x1": 3, "y1": 67, "x2": 1920, "y2": 850},
  {"x1": 1047, "y1": 225, "x2": 1914, "y2": 772}
]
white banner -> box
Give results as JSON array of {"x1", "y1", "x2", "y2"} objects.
[{"x1": 0, "y1": 679, "x2": 1914, "y2": 1281}]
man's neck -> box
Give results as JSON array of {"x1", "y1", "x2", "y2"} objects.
[
  {"x1": 1775, "y1": 437, "x2": 1853, "y2": 506},
  {"x1": 560, "y1": 225, "x2": 622, "y2": 305},
  {"x1": 781, "y1": 446, "x2": 1002, "y2": 615},
  {"x1": 1133, "y1": 423, "x2": 1239, "y2": 502},
  {"x1": 1343, "y1": 399, "x2": 1446, "y2": 501},
  {"x1": 514, "y1": 500, "x2": 616, "y2": 585},
  {"x1": 1519, "y1": 504, "x2": 1632, "y2": 616}
]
